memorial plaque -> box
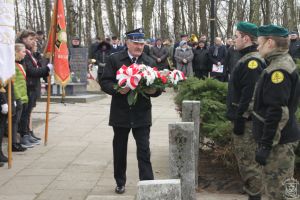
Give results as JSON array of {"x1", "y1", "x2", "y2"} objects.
[{"x1": 69, "y1": 47, "x2": 88, "y2": 83}]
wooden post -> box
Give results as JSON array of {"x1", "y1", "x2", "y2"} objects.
[
  {"x1": 44, "y1": 75, "x2": 51, "y2": 146},
  {"x1": 44, "y1": 0, "x2": 58, "y2": 145},
  {"x1": 7, "y1": 80, "x2": 12, "y2": 168}
]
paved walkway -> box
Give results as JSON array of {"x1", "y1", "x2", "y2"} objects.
[{"x1": 0, "y1": 91, "x2": 248, "y2": 200}]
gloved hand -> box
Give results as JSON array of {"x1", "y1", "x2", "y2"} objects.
[
  {"x1": 14, "y1": 101, "x2": 17, "y2": 107},
  {"x1": 233, "y1": 117, "x2": 245, "y2": 135},
  {"x1": 1, "y1": 104, "x2": 8, "y2": 114},
  {"x1": 47, "y1": 63, "x2": 54, "y2": 75},
  {"x1": 255, "y1": 145, "x2": 271, "y2": 166}
]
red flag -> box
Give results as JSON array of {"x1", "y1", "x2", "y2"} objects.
[{"x1": 44, "y1": 0, "x2": 70, "y2": 86}]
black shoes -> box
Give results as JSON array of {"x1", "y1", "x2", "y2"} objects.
[
  {"x1": 248, "y1": 194, "x2": 261, "y2": 200},
  {"x1": 12, "y1": 143, "x2": 27, "y2": 152},
  {"x1": 115, "y1": 186, "x2": 125, "y2": 194},
  {"x1": 0, "y1": 162, "x2": 4, "y2": 167}
]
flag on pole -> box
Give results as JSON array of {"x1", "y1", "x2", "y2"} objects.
[
  {"x1": 44, "y1": 0, "x2": 70, "y2": 86},
  {"x1": 0, "y1": 1, "x2": 15, "y2": 85}
]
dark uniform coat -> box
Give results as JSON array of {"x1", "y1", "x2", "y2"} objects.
[
  {"x1": 226, "y1": 45, "x2": 265, "y2": 127},
  {"x1": 252, "y1": 51, "x2": 300, "y2": 146},
  {"x1": 99, "y1": 50, "x2": 161, "y2": 128}
]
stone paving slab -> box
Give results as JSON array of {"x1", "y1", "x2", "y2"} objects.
[{"x1": 86, "y1": 195, "x2": 135, "y2": 200}]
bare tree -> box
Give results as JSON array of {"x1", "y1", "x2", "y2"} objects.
[
  {"x1": 93, "y1": 0, "x2": 105, "y2": 39},
  {"x1": 226, "y1": 0, "x2": 235, "y2": 38},
  {"x1": 105, "y1": 0, "x2": 118, "y2": 36},
  {"x1": 142, "y1": 0, "x2": 155, "y2": 38},
  {"x1": 160, "y1": 0, "x2": 168, "y2": 39},
  {"x1": 199, "y1": 0, "x2": 208, "y2": 36},
  {"x1": 66, "y1": 0, "x2": 77, "y2": 40},
  {"x1": 173, "y1": 0, "x2": 181, "y2": 41},
  {"x1": 249, "y1": 0, "x2": 260, "y2": 25},
  {"x1": 45, "y1": 0, "x2": 51, "y2": 34},
  {"x1": 15, "y1": 0, "x2": 21, "y2": 32},
  {"x1": 261, "y1": 0, "x2": 271, "y2": 24},
  {"x1": 126, "y1": 0, "x2": 135, "y2": 31}
]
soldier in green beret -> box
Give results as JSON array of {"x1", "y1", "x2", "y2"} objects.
[
  {"x1": 253, "y1": 24, "x2": 300, "y2": 199},
  {"x1": 226, "y1": 21, "x2": 265, "y2": 200}
]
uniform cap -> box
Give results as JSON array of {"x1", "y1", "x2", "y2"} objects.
[
  {"x1": 236, "y1": 21, "x2": 258, "y2": 37},
  {"x1": 258, "y1": 24, "x2": 289, "y2": 38},
  {"x1": 125, "y1": 28, "x2": 145, "y2": 43}
]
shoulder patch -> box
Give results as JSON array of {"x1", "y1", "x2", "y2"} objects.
[
  {"x1": 271, "y1": 71, "x2": 284, "y2": 84},
  {"x1": 248, "y1": 60, "x2": 258, "y2": 69}
]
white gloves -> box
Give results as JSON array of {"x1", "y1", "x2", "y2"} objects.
[
  {"x1": 1, "y1": 104, "x2": 8, "y2": 114},
  {"x1": 47, "y1": 63, "x2": 54, "y2": 75},
  {"x1": 14, "y1": 101, "x2": 16, "y2": 107}
]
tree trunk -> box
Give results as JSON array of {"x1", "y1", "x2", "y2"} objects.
[
  {"x1": 37, "y1": 0, "x2": 44, "y2": 32},
  {"x1": 78, "y1": 0, "x2": 83, "y2": 39},
  {"x1": 249, "y1": 0, "x2": 260, "y2": 25},
  {"x1": 236, "y1": 0, "x2": 244, "y2": 21},
  {"x1": 287, "y1": 0, "x2": 297, "y2": 31},
  {"x1": 33, "y1": 0, "x2": 39, "y2": 31},
  {"x1": 85, "y1": 0, "x2": 92, "y2": 44},
  {"x1": 160, "y1": 0, "x2": 168, "y2": 39},
  {"x1": 180, "y1": 0, "x2": 187, "y2": 34},
  {"x1": 261, "y1": 0, "x2": 271, "y2": 24},
  {"x1": 193, "y1": 0, "x2": 198, "y2": 35},
  {"x1": 142, "y1": 0, "x2": 155, "y2": 38},
  {"x1": 45, "y1": 0, "x2": 51, "y2": 34},
  {"x1": 226, "y1": 0, "x2": 235, "y2": 38},
  {"x1": 173, "y1": 0, "x2": 181, "y2": 41},
  {"x1": 105, "y1": 0, "x2": 118, "y2": 36},
  {"x1": 93, "y1": 0, "x2": 105, "y2": 39},
  {"x1": 126, "y1": 0, "x2": 135, "y2": 32},
  {"x1": 199, "y1": 0, "x2": 208, "y2": 36},
  {"x1": 66, "y1": 0, "x2": 77, "y2": 41},
  {"x1": 15, "y1": 0, "x2": 20, "y2": 32}
]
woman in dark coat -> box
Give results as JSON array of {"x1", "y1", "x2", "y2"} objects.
[{"x1": 192, "y1": 41, "x2": 209, "y2": 79}]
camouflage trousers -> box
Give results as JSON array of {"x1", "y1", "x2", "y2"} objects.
[
  {"x1": 262, "y1": 142, "x2": 299, "y2": 200},
  {"x1": 233, "y1": 121, "x2": 262, "y2": 196}
]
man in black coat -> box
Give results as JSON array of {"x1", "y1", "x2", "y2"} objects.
[{"x1": 99, "y1": 28, "x2": 161, "y2": 194}]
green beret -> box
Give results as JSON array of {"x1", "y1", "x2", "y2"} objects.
[
  {"x1": 258, "y1": 24, "x2": 289, "y2": 38},
  {"x1": 236, "y1": 21, "x2": 258, "y2": 37}
]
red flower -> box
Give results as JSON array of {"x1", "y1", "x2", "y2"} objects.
[{"x1": 161, "y1": 75, "x2": 167, "y2": 84}]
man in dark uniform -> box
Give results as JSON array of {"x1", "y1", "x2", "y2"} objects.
[
  {"x1": 110, "y1": 36, "x2": 124, "y2": 54},
  {"x1": 99, "y1": 28, "x2": 161, "y2": 194},
  {"x1": 226, "y1": 22, "x2": 265, "y2": 200},
  {"x1": 288, "y1": 31, "x2": 300, "y2": 61},
  {"x1": 254, "y1": 24, "x2": 300, "y2": 200}
]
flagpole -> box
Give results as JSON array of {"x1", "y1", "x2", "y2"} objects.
[
  {"x1": 7, "y1": 80, "x2": 12, "y2": 168},
  {"x1": 44, "y1": 0, "x2": 58, "y2": 146}
]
